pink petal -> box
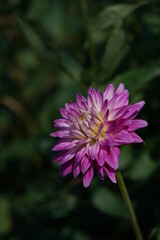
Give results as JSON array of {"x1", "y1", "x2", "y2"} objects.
[
  {"x1": 52, "y1": 140, "x2": 78, "y2": 151},
  {"x1": 127, "y1": 119, "x2": 148, "y2": 131},
  {"x1": 130, "y1": 132, "x2": 143, "y2": 143},
  {"x1": 76, "y1": 147, "x2": 87, "y2": 162},
  {"x1": 53, "y1": 152, "x2": 65, "y2": 163},
  {"x1": 105, "y1": 147, "x2": 120, "y2": 170},
  {"x1": 114, "y1": 130, "x2": 134, "y2": 146},
  {"x1": 73, "y1": 161, "x2": 81, "y2": 178},
  {"x1": 60, "y1": 108, "x2": 68, "y2": 118},
  {"x1": 109, "y1": 105, "x2": 129, "y2": 120},
  {"x1": 81, "y1": 156, "x2": 91, "y2": 174},
  {"x1": 61, "y1": 148, "x2": 77, "y2": 164},
  {"x1": 88, "y1": 87, "x2": 103, "y2": 111},
  {"x1": 114, "y1": 119, "x2": 132, "y2": 132},
  {"x1": 77, "y1": 94, "x2": 88, "y2": 110},
  {"x1": 123, "y1": 101, "x2": 145, "y2": 119},
  {"x1": 105, "y1": 121, "x2": 117, "y2": 132},
  {"x1": 95, "y1": 163, "x2": 104, "y2": 180},
  {"x1": 115, "y1": 83, "x2": 125, "y2": 95},
  {"x1": 99, "y1": 134, "x2": 114, "y2": 146},
  {"x1": 101, "y1": 99, "x2": 108, "y2": 115},
  {"x1": 103, "y1": 84, "x2": 114, "y2": 101},
  {"x1": 54, "y1": 119, "x2": 71, "y2": 128},
  {"x1": 83, "y1": 166, "x2": 94, "y2": 188},
  {"x1": 88, "y1": 142, "x2": 100, "y2": 160},
  {"x1": 113, "y1": 90, "x2": 129, "y2": 109},
  {"x1": 103, "y1": 165, "x2": 117, "y2": 183},
  {"x1": 107, "y1": 94, "x2": 118, "y2": 110},
  {"x1": 97, "y1": 146, "x2": 108, "y2": 166},
  {"x1": 59, "y1": 161, "x2": 73, "y2": 177},
  {"x1": 50, "y1": 130, "x2": 69, "y2": 138}
]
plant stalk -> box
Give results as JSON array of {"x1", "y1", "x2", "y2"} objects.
[{"x1": 116, "y1": 171, "x2": 143, "y2": 240}]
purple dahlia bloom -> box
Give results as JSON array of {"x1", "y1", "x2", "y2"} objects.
[{"x1": 51, "y1": 84, "x2": 147, "y2": 187}]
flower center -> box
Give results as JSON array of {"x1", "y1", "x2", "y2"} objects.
[{"x1": 79, "y1": 113, "x2": 107, "y2": 140}]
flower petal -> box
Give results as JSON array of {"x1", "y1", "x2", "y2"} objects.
[
  {"x1": 77, "y1": 94, "x2": 88, "y2": 110},
  {"x1": 130, "y1": 132, "x2": 143, "y2": 143},
  {"x1": 88, "y1": 87, "x2": 103, "y2": 111},
  {"x1": 103, "y1": 165, "x2": 117, "y2": 183},
  {"x1": 99, "y1": 134, "x2": 114, "y2": 146},
  {"x1": 97, "y1": 146, "x2": 108, "y2": 166},
  {"x1": 59, "y1": 161, "x2": 73, "y2": 177},
  {"x1": 114, "y1": 130, "x2": 134, "y2": 146},
  {"x1": 61, "y1": 148, "x2": 77, "y2": 164},
  {"x1": 76, "y1": 146, "x2": 87, "y2": 162},
  {"x1": 103, "y1": 84, "x2": 114, "y2": 101},
  {"x1": 105, "y1": 147, "x2": 120, "y2": 170},
  {"x1": 83, "y1": 166, "x2": 94, "y2": 188},
  {"x1": 54, "y1": 119, "x2": 72, "y2": 128},
  {"x1": 88, "y1": 141, "x2": 100, "y2": 160},
  {"x1": 52, "y1": 140, "x2": 78, "y2": 151},
  {"x1": 81, "y1": 156, "x2": 91, "y2": 174},
  {"x1": 113, "y1": 90, "x2": 129, "y2": 109},
  {"x1": 115, "y1": 83, "x2": 125, "y2": 95},
  {"x1": 123, "y1": 101, "x2": 145, "y2": 119},
  {"x1": 127, "y1": 119, "x2": 148, "y2": 131},
  {"x1": 73, "y1": 161, "x2": 81, "y2": 178}
]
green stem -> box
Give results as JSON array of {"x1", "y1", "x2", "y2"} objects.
[
  {"x1": 116, "y1": 171, "x2": 143, "y2": 240},
  {"x1": 81, "y1": 0, "x2": 97, "y2": 73}
]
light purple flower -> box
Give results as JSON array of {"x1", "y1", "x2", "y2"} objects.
[{"x1": 51, "y1": 84, "x2": 148, "y2": 187}]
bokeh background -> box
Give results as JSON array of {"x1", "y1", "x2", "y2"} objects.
[{"x1": 0, "y1": 0, "x2": 160, "y2": 239}]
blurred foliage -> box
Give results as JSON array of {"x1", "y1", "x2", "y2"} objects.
[{"x1": 0, "y1": 0, "x2": 160, "y2": 239}]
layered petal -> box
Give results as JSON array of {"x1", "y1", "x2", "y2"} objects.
[
  {"x1": 127, "y1": 119, "x2": 148, "y2": 131},
  {"x1": 83, "y1": 166, "x2": 94, "y2": 188},
  {"x1": 52, "y1": 83, "x2": 147, "y2": 187}
]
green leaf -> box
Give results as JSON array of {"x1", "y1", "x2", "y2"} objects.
[
  {"x1": 148, "y1": 224, "x2": 160, "y2": 240},
  {"x1": 24, "y1": 64, "x2": 52, "y2": 99},
  {"x1": 0, "y1": 196, "x2": 12, "y2": 235},
  {"x1": 119, "y1": 145, "x2": 132, "y2": 170},
  {"x1": 17, "y1": 18, "x2": 45, "y2": 54},
  {"x1": 72, "y1": 230, "x2": 91, "y2": 240},
  {"x1": 113, "y1": 66, "x2": 160, "y2": 93},
  {"x1": 1, "y1": 139, "x2": 36, "y2": 166},
  {"x1": 49, "y1": 195, "x2": 77, "y2": 218},
  {"x1": 101, "y1": 26, "x2": 129, "y2": 81},
  {"x1": 126, "y1": 151, "x2": 157, "y2": 181},
  {"x1": 94, "y1": 2, "x2": 147, "y2": 30},
  {"x1": 60, "y1": 51, "x2": 83, "y2": 82},
  {"x1": 91, "y1": 187, "x2": 127, "y2": 218}
]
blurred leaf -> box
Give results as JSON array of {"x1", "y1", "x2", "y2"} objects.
[
  {"x1": 72, "y1": 230, "x2": 91, "y2": 240},
  {"x1": 113, "y1": 66, "x2": 160, "y2": 94},
  {"x1": 101, "y1": 26, "x2": 129, "y2": 81},
  {"x1": 119, "y1": 145, "x2": 132, "y2": 170},
  {"x1": 94, "y1": 2, "x2": 147, "y2": 30},
  {"x1": 60, "y1": 51, "x2": 83, "y2": 82},
  {"x1": 158, "y1": 232, "x2": 160, "y2": 240},
  {"x1": 18, "y1": 49, "x2": 39, "y2": 70},
  {"x1": 49, "y1": 195, "x2": 77, "y2": 218},
  {"x1": 0, "y1": 196, "x2": 12, "y2": 235},
  {"x1": 24, "y1": 64, "x2": 52, "y2": 98},
  {"x1": 42, "y1": 0, "x2": 66, "y2": 42},
  {"x1": 1, "y1": 139, "x2": 36, "y2": 166},
  {"x1": 17, "y1": 18, "x2": 45, "y2": 54},
  {"x1": 126, "y1": 151, "x2": 157, "y2": 181},
  {"x1": 91, "y1": 187, "x2": 127, "y2": 218},
  {"x1": 148, "y1": 224, "x2": 160, "y2": 240}
]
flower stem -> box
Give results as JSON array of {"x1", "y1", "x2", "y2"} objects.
[
  {"x1": 116, "y1": 171, "x2": 143, "y2": 240},
  {"x1": 81, "y1": 0, "x2": 97, "y2": 73}
]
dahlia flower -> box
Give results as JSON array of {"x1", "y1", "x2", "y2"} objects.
[{"x1": 51, "y1": 84, "x2": 147, "y2": 187}]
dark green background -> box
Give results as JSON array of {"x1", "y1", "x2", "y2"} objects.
[{"x1": 0, "y1": 0, "x2": 160, "y2": 239}]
